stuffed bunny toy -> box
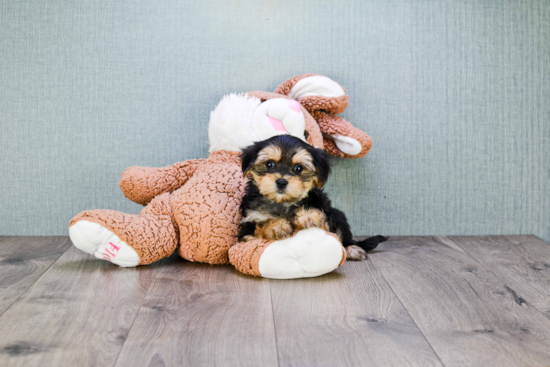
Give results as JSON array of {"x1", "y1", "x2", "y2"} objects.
[{"x1": 69, "y1": 74, "x2": 373, "y2": 279}]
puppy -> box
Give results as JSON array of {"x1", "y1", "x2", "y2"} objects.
[{"x1": 238, "y1": 135, "x2": 387, "y2": 260}]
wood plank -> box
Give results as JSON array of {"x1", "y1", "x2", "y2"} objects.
[
  {"x1": 0, "y1": 236, "x2": 71, "y2": 316},
  {"x1": 269, "y1": 257, "x2": 443, "y2": 367},
  {"x1": 447, "y1": 235, "x2": 550, "y2": 320},
  {"x1": 369, "y1": 236, "x2": 550, "y2": 367},
  {"x1": 114, "y1": 254, "x2": 278, "y2": 367},
  {"x1": 0, "y1": 245, "x2": 159, "y2": 367}
]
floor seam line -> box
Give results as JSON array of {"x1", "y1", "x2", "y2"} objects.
[
  {"x1": 368, "y1": 250, "x2": 447, "y2": 367},
  {"x1": 432, "y1": 235, "x2": 544, "y2": 366},
  {"x1": 112, "y1": 258, "x2": 164, "y2": 367},
  {"x1": 0, "y1": 237, "x2": 72, "y2": 319},
  {"x1": 497, "y1": 235, "x2": 549, "y2": 266},
  {"x1": 444, "y1": 235, "x2": 550, "y2": 324},
  {"x1": 268, "y1": 280, "x2": 281, "y2": 367}
]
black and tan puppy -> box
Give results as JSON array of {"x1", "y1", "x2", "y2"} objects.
[{"x1": 238, "y1": 135, "x2": 387, "y2": 260}]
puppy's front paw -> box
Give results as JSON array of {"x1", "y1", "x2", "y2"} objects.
[
  {"x1": 256, "y1": 219, "x2": 294, "y2": 241},
  {"x1": 345, "y1": 245, "x2": 368, "y2": 261},
  {"x1": 293, "y1": 208, "x2": 330, "y2": 231}
]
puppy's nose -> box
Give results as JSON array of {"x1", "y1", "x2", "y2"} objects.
[{"x1": 276, "y1": 178, "x2": 288, "y2": 189}]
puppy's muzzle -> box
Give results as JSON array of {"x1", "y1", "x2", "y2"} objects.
[{"x1": 276, "y1": 178, "x2": 288, "y2": 190}]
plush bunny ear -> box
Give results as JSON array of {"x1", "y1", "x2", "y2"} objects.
[
  {"x1": 312, "y1": 111, "x2": 372, "y2": 158},
  {"x1": 275, "y1": 75, "x2": 372, "y2": 158},
  {"x1": 274, "y1": 74, "x2": 349, "y2": 114}
]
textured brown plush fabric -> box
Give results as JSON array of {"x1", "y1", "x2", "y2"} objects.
[
  {"x1": 273, "y1": 73, "x2": 349, "y2": 114},
  {"x1": 273, "y1": 74, "x2": 372, "y2": 158},
  {"x1": 173, "y1": 151, "x2": 244, "y2": 264},
  {"x1": 69, "y1": 74, "x2": 375, "y2": 277},
  {"x1": 312, "y1": 111, "x2": 373, "y2": 158},
  {"x1": 228, "y1": 232, "x2": 347, "y2": 277},
  {"x1": 119, "y1": 159, "x2": 205, "y2": 206},
  {"x1": 71, "y1": 151, "x2": 244, "y2": 265},
  {"x1": 69, "y1": 192, "x2": 178, "y2": 265},
  {"x1": 228, "y1": 238, "x2": 273, "y2": 277},
  {"x1": 299, "y1": 94, "x2": 349, "y2": 115},
  {"x1": 273, "y1": 73, "x2": 315, "y2": 96}
]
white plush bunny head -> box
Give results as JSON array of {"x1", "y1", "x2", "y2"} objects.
[{"x1": 208, "y1": 74, "x2": 372, "y2": 159}]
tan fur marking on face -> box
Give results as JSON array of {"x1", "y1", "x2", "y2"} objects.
[
  {"x1": 255, "y1": 218, "x2": 294, "y2": 240},
  {"x1": 291, "y1": 148, "x2": 323, "y2": 188},
  {"x1": 256, "y1": 145, "x2": 282, "y2": 164},
  {"x1": 250, "y1": 145, "x2": 319, "y2": 203},
  {"x1": 249, "y1": 171, "x2": 262, "y2": 185},
  {"x1": 257, "y1": 174, "x2": 314, "y2": 203},
  {"x1": 291, "y1": 148, "x2": 315, "y2": 171},
  {"x1": 284, "y1": 176, "x2": 311, "y2": 201},
  {"x1": 300, "y1": 177, "x2": 317, "y2": 194},
  {"x1": 292, "y1": 208, "x2": 329, "y2": 231},
  {"x1": 257, "y1": 172, "x2": 283, "y2": 200}
]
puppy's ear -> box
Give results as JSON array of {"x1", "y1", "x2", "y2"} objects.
[
  {"x1": 240, "y1": 143, "x2": 260, "y2": 177},
  {"x1": 310, "y1": 148, "x2": 331, "y2": 188}
]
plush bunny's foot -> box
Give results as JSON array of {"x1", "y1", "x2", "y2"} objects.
[
  {"x1": 69, "y1": 193, "x2": 178, "y2": 266},
  {"x1": 258, "y1": 228, "x2": 345, "y2": 279},
  {"x1": 229, "y1": 228, "x2": 345, "y2": 279},
  {"x1": 69, "y1": 220, "x2": 140, "y2": 267}
]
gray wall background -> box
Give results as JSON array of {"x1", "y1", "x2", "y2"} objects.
[{"x1": 1, "y1": 0, "x2": 549, "y2": 241}]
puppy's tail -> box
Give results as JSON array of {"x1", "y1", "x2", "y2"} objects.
[{"x1": 353, "y1": 235, "x2": 388, "y2": 252}]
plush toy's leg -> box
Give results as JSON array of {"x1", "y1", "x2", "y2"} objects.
[
  {"x1": 69, "y1": 220, "x2": 140, "y2": 267},
  {"x1": 69, "y1": 193, "x2": 178, "y2": 266},
  {"x1": 228, "y1": 228, "x2": 346, "y2": 279}
]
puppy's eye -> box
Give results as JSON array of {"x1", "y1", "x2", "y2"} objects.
[
  {"x1": 266, "y1": 160, "x2": 275, "y2": 169},
  {"x1": 293, "y1": 165, "x2": 303, "y2": 173}
]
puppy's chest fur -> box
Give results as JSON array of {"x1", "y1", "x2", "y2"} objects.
[
  {"x1": 243, "y1": 200, "x2": 297, "y2": 223},
  {"x1": 241, "y1": 181, "x2": 328, "y2": 220},
  {"x1": 241, "y1": 184, "x2": 301, "y2": 223}
]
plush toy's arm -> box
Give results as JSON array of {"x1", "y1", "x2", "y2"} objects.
[
  {"x1": 119, "y1": 159, "x2": 205, "y2": 205},
  {"x1": 312, "y1": 111, "x2": 373, "y2": 159}
]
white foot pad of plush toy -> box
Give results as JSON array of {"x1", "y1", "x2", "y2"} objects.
[
  {"x1": 69, "y1": 220, "x2": 140, "y2": 267},
  {"x1": 258, "y1": 228, "x2": 343, "y2": 279}
]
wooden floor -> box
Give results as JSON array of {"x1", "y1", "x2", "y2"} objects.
[{"x1": 1, "y1": 236, "x2": 550, "y2": 367}]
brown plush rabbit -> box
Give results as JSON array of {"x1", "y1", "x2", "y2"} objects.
[{"x1": 69, "y1": 74, "x2": 373, "y2": 279}]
